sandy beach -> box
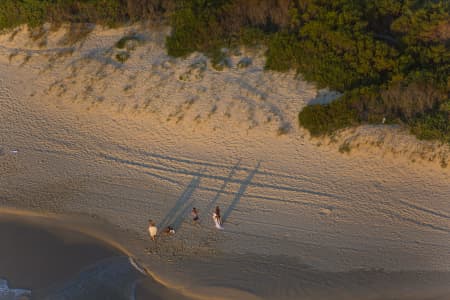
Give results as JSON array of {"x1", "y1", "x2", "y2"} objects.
[{"x1": 0, "y1": 25, "x2": 449, "y2": 299}]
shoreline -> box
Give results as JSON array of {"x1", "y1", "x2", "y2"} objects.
[
  {"x1": 0, "y1": 209, "x2": 195, "y2": 300},
  {"x1": 2, "y1": 208, "x2": 450, "y2": 300},
  {"x1": 0, "y1": 208, "x2": 257, "y2": 300},
  {"x1": 0, "y1": 213, "x2": 119, "y2": 292},
  {"x1": 0, "y1": 209, "x2": 173, "y2": 292}
]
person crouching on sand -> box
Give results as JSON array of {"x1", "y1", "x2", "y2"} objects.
[
  {"x1": 191, "y1": 207, "x2": 199, "y2": 223},
  {"x1": 148, "y1": 220, "x2": 158, "y2": 241}
]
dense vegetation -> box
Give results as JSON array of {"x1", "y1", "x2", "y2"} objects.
[
  {"x1": 166, "y1": 0, "x2": 449, "y2": 143},
  {"x1": 1, "y1": 1, "x2": 448, "y2": 143},
  {"x1": 0, "y1": 0, "x2": 173, "y2": 28}
]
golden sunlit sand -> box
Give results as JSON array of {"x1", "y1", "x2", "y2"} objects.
[{"x1": 1, "y1": 25, "x2": 449, "y2": 299}]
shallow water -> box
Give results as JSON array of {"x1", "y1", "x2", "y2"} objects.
[{"x1": 0, "y1": 220, "x2": 188, "y2": 300}]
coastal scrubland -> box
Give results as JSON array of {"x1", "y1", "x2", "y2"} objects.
[
  {"x1": 1, "y1": 0, "x2": 448, "y2": 142},
  {"x1": 1, "y1": 2, "x2": 450, "y2": 299}
]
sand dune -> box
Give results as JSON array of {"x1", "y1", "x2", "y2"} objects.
[{"x1": 1, "y1": 25, "x2": 449, "y2": 299}]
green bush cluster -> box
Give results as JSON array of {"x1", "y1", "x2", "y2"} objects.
[
  {"x1": 294, "y1": 1, "x2": 449, "y2": 143},
  {"x1": 0, "y1": 0, "x2": 129, "y2": 29},
  {"x1": 0, "y1": 0, "x2": 176, "y2": 31},
  {"x1": 166, "y1": 2, "x2": 227, "y2": 58},
  {"x1": 298, "y1": 99, "x2": 358, "y2": 137},
  {"x1": 410, "y1": 100, "x2": 450, "y2": 143},
  {"x1": 165, "y1": 0, "x2": 449, "y2": 143},
  {"x1": 115, "y1": 34, "x2": 141, "y2": 49},
  {"x1": 1, "y1": 0, "x2": 448, "y2": 143},
  {"x1": 115, "y1": 51, "x2": 130, "y2": 63}
]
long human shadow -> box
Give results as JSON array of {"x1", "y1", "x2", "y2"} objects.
[
  {"x1": 25, "y1": 149, "x2": 341, "y2": 215},
  {"x1": 204, "y1": 159, "x2": 241, "y2": 216},
  {"x1": 158, "y1": 175, "x2": 200, "y2": 229},
  {"x1": 99, "y1": 153, "x2": 338, "y2": 200},
  {"x1": 115, "y1": 145, "x2": 315, "y2": 184},
  {"x1": 398, "y1": 199, "x2": 450, "y2": 220},
  {"x1": 222, "y1": 162, "x2": 260, "y2": 224}
]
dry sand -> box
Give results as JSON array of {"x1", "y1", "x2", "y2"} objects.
[{"x1": 0, "y1": 24, "x2": 449, "y2": 299}]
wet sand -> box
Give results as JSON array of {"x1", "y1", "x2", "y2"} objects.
[
  {"x1": 0, "y1": 219, "x2": 118, "y2": 291},
  {"x1": 0, "y1": 216, "x2": 189, "y2": 300}
]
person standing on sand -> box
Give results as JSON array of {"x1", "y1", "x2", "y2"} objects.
[
  {"x1": 213, "y1": 206, "x2": 223, "y2": 229},
  {"x1": 191, "y1": 207, "x2": 199, "y2": 223},
  {"x1": 148, "y1": 220, "x2": 158, "y2": 241}
]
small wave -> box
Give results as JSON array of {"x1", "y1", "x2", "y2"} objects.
[
  {"x1": 0, "y1": 279, "x2": 31, "y2": 300},
  {"x1": 128, "y1": 257, "x2": 147, "y2": 276}
]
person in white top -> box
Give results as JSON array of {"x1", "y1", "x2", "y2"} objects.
[{"x1": 148, "y1": 220, "x2": 158, "y2": 241}]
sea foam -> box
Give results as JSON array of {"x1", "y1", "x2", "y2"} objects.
[{"x1": 0, "y1": 279, "x2": 31, "y2": 300}]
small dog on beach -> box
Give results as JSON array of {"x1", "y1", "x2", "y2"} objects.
[{"x1": 163, "y1": 226, "x2": 175, "y2": 235}]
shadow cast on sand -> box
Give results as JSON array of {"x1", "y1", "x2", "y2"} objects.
[
  {"x1": 159, "y1": 174, "x2": 201, "y2": 230},
  {"x1": 222, "y1": 162, "x2": 260, "y2": 224}
]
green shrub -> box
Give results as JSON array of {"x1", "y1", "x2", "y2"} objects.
[
  {"x1": 116, "y1": 51, "x2": 130, "y2": 63},
  {"x1": 411, "y1": 111, "x2": 450, "y2": 143},
  {"x1": 239, "y1": 27, "x2": 266, "y2": 48},
  {"x1": 298, "y1": 97, "x2": 359, "y2": 136},
  {"x1": 0, "y1": 0, "x2": 131, "y2": 30},
  {"x1": 265, "y1": 32, "x2": 299, "y2": 72},
  {"x1": 339, "y1": 143, "x2": 351, "y2": 153},
  {"x1": 166, "y1": 5, "x2": 225, "y2": 58},
  {"x1": 0, "y1": 0, "x2": 47, "y2": 29},
  {"x1": 115, "y1": 34, "x2": 141, "y2": 50},
  {"x1": 210, "y1": 48, "x2": 231, "y2": 70},
  {"x1": 411, "y1": 99, "x2": 450, "y2": 143}
]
